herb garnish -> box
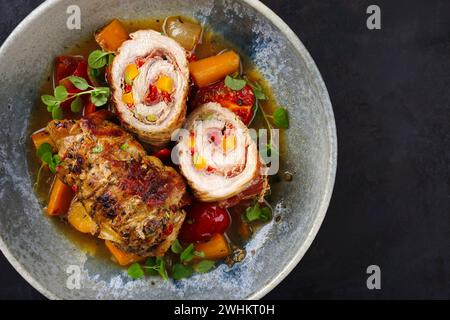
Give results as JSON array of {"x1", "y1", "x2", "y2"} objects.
[
  {"x1": 127, "y1": 257, "x2": 169, "y2": 281},
  {"x1": 224, "y1": 75, "x2": 246, "y2": 91},
  {"x1": 193, "y1": 260, "x2": 215, "y2": 273},
  {"x1": 41, "y1": 76, "x2": 110, "y2": 119},
  {"x1": 171, "y1": 239, "x2": 183, "y2": 254},
  {"x1": 36, "y1": 142, "x2": 61, "y2": 174},
  {"x1": 244, "y1": 202, "x2": 272, "y2": 223},
  {"x1": 126, "y1": 240, "x2": 213, "y2": 281},
  {"x1": 171, "y1": 264, "x2": 193, "y2": 280},
  {"x1": 92, "y1": 145, "x2": 103, "y2": 154},
  {"x1": 88, "y1": 50, "x2": 115, "y2": 69}
]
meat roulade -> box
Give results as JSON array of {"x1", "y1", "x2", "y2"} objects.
[
  {"x1": 110, "y1": 30, "x2": 189, "y2": 147},
  {"x1": 177, "y1": 102, "x2": 268, "y2": 206}
]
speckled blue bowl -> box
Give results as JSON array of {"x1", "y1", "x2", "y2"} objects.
[{"x1": 0, "y1": 0, "x2": 336, "y2": 299}]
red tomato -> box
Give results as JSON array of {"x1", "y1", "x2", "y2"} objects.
[
  {"x1": 191, "y1": 80, "x2": 255, "y2": 125},
  {"x1": 54, "y1": 56, "x2": 84, "y2": 84},
  {"x1": 54, "y1": 56, "x2": 91, "y2": 110},
  {"x1": 179, "y1": 201, "x2": 231, "y2": 243},
  {"x1": 83, "y1": 97, "x2": 97, "y2": 115},
  {"x1": 152, "y1": 148, "x2": 171, "y2": 163}
]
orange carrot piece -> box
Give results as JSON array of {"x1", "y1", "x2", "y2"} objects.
[
  {"x1": 46, "y1": 178, "x2": 74, "y2": 216},
  {"x1": 31, "y1": 130, "x2": 55, "y2": 150},
  {"x1": 189, "y1": 51, "x2": 240, "y2": 88},
  {"x1": 105, "y1": 240, "x2": 143, "y2": 266},
  {"x1": 95, "y1": 19, "x2": 129, "y2": 52},
  {"x1": 194, "y1": 233, "x2": 231, "y2": 260}
]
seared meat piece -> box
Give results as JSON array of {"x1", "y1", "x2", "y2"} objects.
[{"x1": 46, "y1": 111, "x2": 188, "y2": 256}]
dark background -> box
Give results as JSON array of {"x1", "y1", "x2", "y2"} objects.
[{"x1": 0, "y1": 0, "x2": 448, "y2": 299}]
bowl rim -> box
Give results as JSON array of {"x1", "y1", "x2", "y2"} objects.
[{"x1": 0, "y1": 0, "x2": 337, "y2": 300}]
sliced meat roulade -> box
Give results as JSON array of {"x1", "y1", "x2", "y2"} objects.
[
  {"x1": 110, "y1": 30, "x2": 189, "y2": 147},
  {"x1": 176, "y1": 102, "x2": 268, "y2": 206}
]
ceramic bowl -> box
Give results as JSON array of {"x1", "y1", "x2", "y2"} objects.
[{"x1": 0, "y1": 0, "x2": 336, "y2": 299}]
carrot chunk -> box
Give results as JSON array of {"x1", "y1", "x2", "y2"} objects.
[
  {"x1": 194, "y1": 233, "x2": 231, "y2": 260},
  {"x1": 31, "y1": 130, "x2": 55, "y2": 150},
  {"x1": 105, "y1": 240, "x2": 143, "y2": 266},
  {"x1": 95, "y1": 19, "x2": 129, "y2": 52},
  {"x1": 189, "y1": 51, "x2": 240, "y2": 88},
  {"x1": 46, "y1": 178, "x2": 74, "y2": 216}
]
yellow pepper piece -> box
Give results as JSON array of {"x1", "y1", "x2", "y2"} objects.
[
  {"x1": 124, "y1": 64, "x2": 139, "y2": 84},
  {"x1": 155, "y1": 75, "x2": 173, "y2": 93},
  {"x1": 188, "y1": 135, "x2": 195, "y2": 149},
  {"x1": 222, "y1": 135, "x2": 237, "y2": 152},
  {"x1": 193, "y1": 153, "x2": 207, "y2": 171},
  {"x1": 122, "y1": 92, "x2": 134, "y2": 105}
]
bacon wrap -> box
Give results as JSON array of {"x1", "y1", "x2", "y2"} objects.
[
  {"x1": 111, "y1": 30, "x2": 189, "y2": 147},
  {"x1": 177, "y1": 102, "x2": 268, "y2": 206}
]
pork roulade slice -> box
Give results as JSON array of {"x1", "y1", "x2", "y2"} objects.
[
  {"x1": 177, "y1": 102, "x2": 268, "y2": 206},
  {"x1": 111, "y1": 30, "x2": 189, "y2": 147}
]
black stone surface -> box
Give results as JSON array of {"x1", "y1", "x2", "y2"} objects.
[{"x1": 0, "y1": 0, "x2": 448, "y2": 300}]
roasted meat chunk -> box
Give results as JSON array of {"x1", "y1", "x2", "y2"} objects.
[{"x1": 46, "y1": 111, "x2": 188, "y2": 256}]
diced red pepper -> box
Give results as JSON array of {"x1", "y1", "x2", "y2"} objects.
[
  {"x1": 144, "y1": 85, "x2": 172, "y2": 105},
  {"x1": 135, "y1": 57, "x2": 146, "y2": 68}
]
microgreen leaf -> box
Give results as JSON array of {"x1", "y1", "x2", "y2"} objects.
[
  {"x1": 272, "y1": 107, "x2": 289, "y2": 129},
  {"x1": 260, "y1": 206, "x2": 272, "y2": 222},
  {"x1": 142, "y1": 257, "x2": 168, "y2": 280},
  {"x1": 68, "y1": 75, "x2": 89, "y2": 90},
  {"x1": 54, "y1": 85, "x2": 68, "y2": 101},
  {"x1": 194, "y1": 251, "x2": 205, "y2": 258},
  {"x1": 88, "y1": 50, "x2": 111, "y2": 69},
  {"x1": 171, "y1": 263, "x2": 193, "y2": 280},
  {"x1": 70, "y1": 96, "x2": 83, "y2": 113},
  {"x1": 92, "y1": 145, "x2": 103, "y2": 154},
  {"x1": 245, "y1": 204, "x2": 261, "y2": 222},
  {"x1": 51, "y1": 106, "x2": 63, "y2": 120},
  {"x1": 41, "y1": 95, "x2": 59, "y2": 108},
  {"x1": 193, "y1": 260, "x2": 215, "y2": 273},
  {"x1": 91, "y1": 87, "x2": 110, "y2": 106},
  {"x1": 120, "y1": 143, "x2": 129, "y2": 151},
  {"x1": 144, "y1": 258, "x2": 160, "y2": 276},
  {"x1": 244, "y1": 203, "x2": 273, "y2": 222},
  {"x1": 180, "y1": 243, "x2": 195, "y2": 262},
  {"x1": 127, "y1": 262, "x2": 145, "y2": 280},
  {"x1": 171, "y1": 239, "x2": 183, "y2": 254},
  {"x1": 253, "y1": 86, "x2": 267, "y2": 100},
  {"x1": 225, "y1": 75, "x2": 246, "y2": 91},
  {"x1": 48, "y1": 154, "x2": 61, "y2": 174},
  {"x1": 37, "y1": 143, "x2": 61, "y2": 174},
  {"x1": 156, "y1": 257, "x2": 169, "y2": 281},
  {"x1": 36, "y1": 143, "x2": 52, "y2": 159}
]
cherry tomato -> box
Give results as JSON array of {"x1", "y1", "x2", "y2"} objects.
[
  {"x1": 179, "y1": 201, "x2": 231, "y2": 243},
  {"x1": 152, "y1": 148, "x2": 171, "y2": 163}
]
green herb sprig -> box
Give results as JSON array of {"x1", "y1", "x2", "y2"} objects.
[
  {"x1": 41, "y1": 76, "x2": 110, "y2": 119},
  {"x1": 127, "y1": 257, "x2": 169, "y2": 281},
  {"x1": 244, "y1": 202, "x2": 272, "y2": 223},
  {"x1": 88, "y1": 50, "x2": 115, "y2": 69},
  {"x1": 36, "y1": 142, "x2": 61, "y2": 174},
  {"x1": 127, "y1": 239, "x2": 215, "y2": 281}
]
